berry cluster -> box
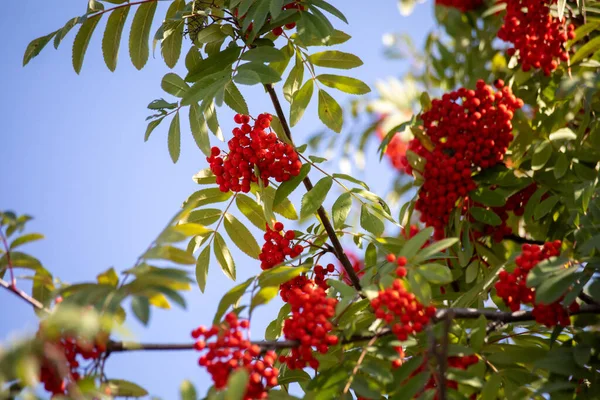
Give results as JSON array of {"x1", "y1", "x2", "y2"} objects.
[
  {"x1": 467, "y1": 183, "x2": 538, "y2": 242},
  {"x1": 498, "y1": 0, "x2": 575, "y2": 75},
  {"x1": 378, "y1": 128, "x2": 411, "y2": 174},
  {"x1": 435, "y1": 0, "x2": 483, "y2": 12},
  {"x1": 258, "y1": 222, "x2": 304, "y2": 270},
  {"x1": 280, "y1": 280, "x2": 339, "y2": 370},
  {"x1": 192, "y1": 313, "x2": 278, "y2": 399},
  {"x1": 423, "y1": 355, "x2": 479, "y2": 398},
  {"x1": 38, "y1": 329, "x2": 107, "y2": 396},
  {"x1": 411, "y1": 80, "x2": 523, "y2": 239},
  {"x1": 314, "y1": 263, "x2": 335, "y2": 290},
  {"x1": 370, "y1": 273, "x2": 436, "y2": 341},
  {"x1": 272, "y1": 2, "x2": 304, "y2": 36},
  {"x1": 208, "y1": 114, "x2": 301, "y2": 193},
  {"x1": 495, "y1": 241, "x2": 578, "y2": 327}
]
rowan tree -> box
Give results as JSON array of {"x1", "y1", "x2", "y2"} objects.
[{"x1": 2, "y1": 0, "x2": 600, "y2": 399}]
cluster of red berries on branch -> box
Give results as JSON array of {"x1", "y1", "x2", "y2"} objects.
[
  {"x1": 435, "y1": 0, "x2": 483, "y2": 12},
  {"x1": 466, "y1": 183, "x2": 539, "y2": 243},
  {"x1": 370, "y1": 262, "x2": 436, "y2": 341},
  {"x1": 258, "y1": 222, "x2": 304, "y2": 270},
  {"x1": 410, "y1": 80, "x2": 523, "y2": 239},
  {"x1": 314, "y1": 263, "x2": 336, "y2": 290},
  {"x1": 208, "y1": 113, "x2": 301, "y2": 193},
  {"x1": 498, "y1": 0, "x2": 575, "y2": 75},
  {"x1": 38, "y1": 327, "x2": 107, "y2": 396},
  {"x1": 279, "y1": 263, "x2": 334, "y2": 302},
  {"x1": 495, "y1": 241, "x2": 578, "y2": 327},
  {"x1": 280, "y1": 280, "x2": 339, "y2": 370},
  {"x1": 412, "y1": 355, "x2": 479, "y2": 399},
  {"x1": 191, "y1": 313, "x2": 278, "y2": 399},
  {"x1": 271, "y1": 2, "x2": 304, "y2": 36}
]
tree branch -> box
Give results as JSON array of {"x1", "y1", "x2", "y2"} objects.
[
  {"x1": 505, "y1": 234, "x2": 545, "y2": 246},
  {"x1": 0, "y1": 228, "x2": 16, "y2": 287},
  {"x1": 0, "y1": 278, "x2": 47, "y2": 312},
  {"x1": 106, "y1": 305, "x2": 600, "y2": 353},
  {"x1": 263, "y1": 83, "x2": 362, "y2": 291}
]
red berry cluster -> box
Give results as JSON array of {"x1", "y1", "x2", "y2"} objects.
[
  {"x1": 272, "y1": 2, "x2": 304, "y2": 36},
  {"x1": 435, "y1": 0, "x2": 483, "y2": 12},
  {"x1": 392, "y1": 346, "x2": 406, "y2": 369},
  {"x1": 338, "y1": 250, "x2": 365, "y2": 285},
  {"x1": 370, "y1": 271, "x2": 436, "y2": 341},
  {"x1": 314, "y1": 263, "x2": 335, "y2": 290},
  {"x1": 378, "y1": 127, "x2": 411, "y2": 174},
  {"x1": 192, "y1": 313, "x2": 278, "y2": 399},
  {"x1": 419, "y1": 355, "x2": 479, "y2": 398},
  {"x1": 498, "y1": 0, "x2": 575, "y2": 75},
  {"x1": 280, "y1": 280, "x2": 339, "y2": 370},
  {"x1": 411, "y1": 80, "x2": 523, "y2": 239},
  {"x1": 208, "y1": 113, "x2": 301, "y2": 193},
  {"x1": 259, "y1": 222, "x2": 304, "y2": 270},
  {"x1": 495, "y1": 241, "x2": 578, "y2": 327},
  {"x1": 38, "y1": 329, "x2": 107, "y2": 396},
  {"x1": 467, "y1": 183, "x2": 539, "y2": 242}
]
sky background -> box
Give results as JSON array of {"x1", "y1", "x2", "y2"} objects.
[{"x1": 0, "y1": 1, "x2": 434, "y2": 398}]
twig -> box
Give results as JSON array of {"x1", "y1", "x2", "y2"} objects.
[
  {"x1": 0, "y1": 277, "x2": 47, "y2": 312},
  {"x1": 263, "y1": 83, "x2": 362, "y2": 291},
  {"x1": 342, "y1": 335, "x2": 377, "y2": 394},
  {"x1": 0, "y1": 228, "x2": 16, "y2": 288},
  {"x1": 505, "y1": 234, "x2": 545, "y2": 246},
  {"x1": 578, "y1": 293, "x2": 599, "y2": 306},
  {"x1": 437, "y1": 312, "x2": 453, "y2": 400},
  {"x1": 105, "y1": 305, "x2": 600, "y2": 353}
]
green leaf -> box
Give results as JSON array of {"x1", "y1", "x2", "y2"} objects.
[
  {"x1": 532, "y1": 141, "x2": 552, "y2": 171},
  {"x1": 360, "y1": 204, "x2": 384, "y2": 236},
  {"x1": 180, "y1": 380, "x2": 197, "y2": 400},
  {"x1": 31, "y1": 268, "x2": 53, "y2": 314},
  {"x1": 554, "y1": 152, "x2": 569, "y2": 179},
  {"x1": 290, "y1": 79, "x2": 314, "y2": 127},
  {"x1": 408, "y1": 272, "x2": 432, "y2": 306},
  {"x1": 414, "y1": 238, "x2": 458, "y2": 262},
  {"x1": 168, "y1": 111, "x2": 181, "y2": 163},
  {"x1": 391, "y1": 371, "x2": 430, "y2": 400},
  {"x1": 274, "y1": 163, "x2": 311, "y2": 207},
  {"x1": 235, "y1": 62, "x2": 282, "y2": 85},
  {"x1": 470, "y1": 207, "x2": 502, "y2": 226},
  {"x1": 534, "y1": 195, "x2": 560, "y2": 220},
  {"x1": 226, "y1": 369, "x2": 249, "y2": 400},
  {"x1": 535, "y1": 268, "x2": 580, "y2": 304},
  {"x1": 332, "y1": 192, "x2": 352, "y2": 229},
  {"x1": 251, "y1": 286, "x2": 279, "y2": 310},
  {"x1": 145, "y1": 245, "x2": 196, "y2": 265},
  {"x1": 186, "y1": 46, "x2": 241, "y2": 82},
  {"x1": 236, "y1": 194, "x2": 267, "y2": 230},
  {"x1": 549, "y1": 127, "x2": 577, "y2": 142},
  {"x1": 161, "y1": 0, "x2": 185, "y2": 68},
  {"x1": 259, "y1": 265, "x2": 308, "y2": 287},
  {"x1": 300, "y1": 177, "x2": 333, "y2": 218},
  {"x1": 308, "y1": 50, "x2": 363, "y2": 69},
  {"x1": 311, "y1": 0, "x2": 348, "y2": 23},
  {"x1": 470, "y1": 188, "x2": 507, "y2": 207},
  {"x1": 181, "y1": 72, "x2": 231, "y2": 106},
  {"x1": 106, "y1": 379, "x2": 148, "y2": 397},
  {"x1": 192, "y1": 168, "x2": 216, "y2": 185},
  {"x1": 129, "y1": 1, "x2": 158, "y2": 70},
  {"x1": 54, "y1": 18, "x2": 80, "y2": 49},
  {"x1": 97, "y1": 267, "x2": 119, "y2": 286},
  {"x1": 257, "y1": 186, "x2": 299, "y2": 220},
  {"x1": 162, "y1": 73, "x2": 190, "y2": 97},
  {"x1": 195, "y1": 246, "x2": 211, "y2": 293},
  {"x1": 318, "y1": 89, "x2": 343, "y2": 133},
  {"x1": 399, "y1": 227, "x2": 433, "y2": 260},
  {"x1": 417, "y1": 264, "x2": 453, "y2": 284},
  {"x1": 214, "y1": 232, "x2": 236, "y2": 280},
  {"x1": 316, "y1": 74, "x2": 370, "y2": 95},
  {"x1": 102, "y1": 7, "x2": 129, "y2": 71},
  {"x1": 23, "y1": 31, "x2": 57, "y2": 66},
  {"x1": 184, "y1": 188, "x2": 233, "y2": 208},
  {"x1": 223, "y1": 81, "x2": 249, "y2": 114},
  {"x1": 9, "y1": 233, "x2": 44, "y2": 250},
  {"x1": 72, "y1": 16, "x2": 101, "y2": 74},
  {"x1": 131, "y1": 296, "x2": 150, "y2": 325},
  {"x1": 571, "y1": 35, "x2": 600, "y2": 64},
  {"x1": 195, "y1": 24, "x2": 226, "y2": 44},
  {"x1": 183, "y1": 209, "x2": 221, "y2": 225},
  {"x1": 189, "y1": 103, "x2": 210, "y2": 156},
  {"x1": 241, "y1": 46, "x2": 285, "y2": 62},
  {"x1": 284, "y1": 56, "x2": 304, "y2": 102},
  {"x1": 213, "y1": 277, "x2": 254, "y2": 323},
  {"x1": 224, "y1": 213, "x2": 261, "y2": 259}
]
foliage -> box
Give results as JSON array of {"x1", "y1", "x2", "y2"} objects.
[{"x1": 4, "y1": 0, "x2": 600, "y2": 399}]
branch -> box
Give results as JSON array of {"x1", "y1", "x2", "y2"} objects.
[
  {"x1": 578, "y1": 293, "x2": 599, "y2": 306},
  {"x1": 106, "y1": 305, "x2": 600, "y2": 353},
  {"x1": 0, "y1": 277, "x2": 47, "y2": 312},
  {"x1": 0, "y1": 228, "x2": 16, "y2": 287},
  {"x1": 505, "y1": 234, "x2": 545, "y2": 246},
  {"x1": 263, "y1": 83, "x2": 362, "y2": 291}
]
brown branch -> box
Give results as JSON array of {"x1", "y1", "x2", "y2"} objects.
[
  {"x1": 0, "y1": 277, "x2": 47, "y2": 312},
  {"x1": 106, "y1": 305, "x2": 600, "y2": 353},
  {"x1": 87, "y1": 0, "x2": 157, "y2": 20},
  {"x1": 505, "y1": 234, "x2": 545, "y2": 246},
  {"x1": 578, "y1": 293, "x2": 599, "y2": 306},
  {"x1": 342, "y1": 335, "x2": 378, "y2": 394},
  {"x1": 263, "y1": 83, "x2": 362, "y2": 291}
]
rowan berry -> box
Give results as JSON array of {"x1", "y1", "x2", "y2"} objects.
[
  {"x1": 435, "y1": 0, "x2": 483, "y2": 11},
  {"x1": 259, "y1": 222, "x2": 304, "y2": 270}
]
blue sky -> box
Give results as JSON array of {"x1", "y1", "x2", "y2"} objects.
[{"x1": 0, "y1": 1, "x2": 433, "y2": 398}]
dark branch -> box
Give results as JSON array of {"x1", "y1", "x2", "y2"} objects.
[
  {"x1": 106, "y1": 305, "x2": 600, "y2": 353},
  {"x1": 578, "y1": 293, "x2": 599, "y2": 306},
  {"x1": 263, "y1": 83, "x2": 362, "y2": 291},
  {"x1": 505, "y1": 234, "x2": 545, "y2": 246}
]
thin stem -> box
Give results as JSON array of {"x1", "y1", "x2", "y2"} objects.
[
  {"x1": 86, "y1": 0, "x2": 158, "y2": 20},
  {"x1": 505, "y1": 234, "x2": 545, "y2": 246},
  {"x1": 263, "y1": 83, "x2": 362, "y2": 291},
  {"x1": 0, "y1": 228, "x2": 15, "y2": 287},
  {"x1": 342, "y1": 335, "x2": 377, "y2": 394},
  {"x1": 0, "y1": 277, "x2": 47, "y2": 312},
  {"x1": 208, "y1": 194, "x2": 238, "y2": 247}
]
